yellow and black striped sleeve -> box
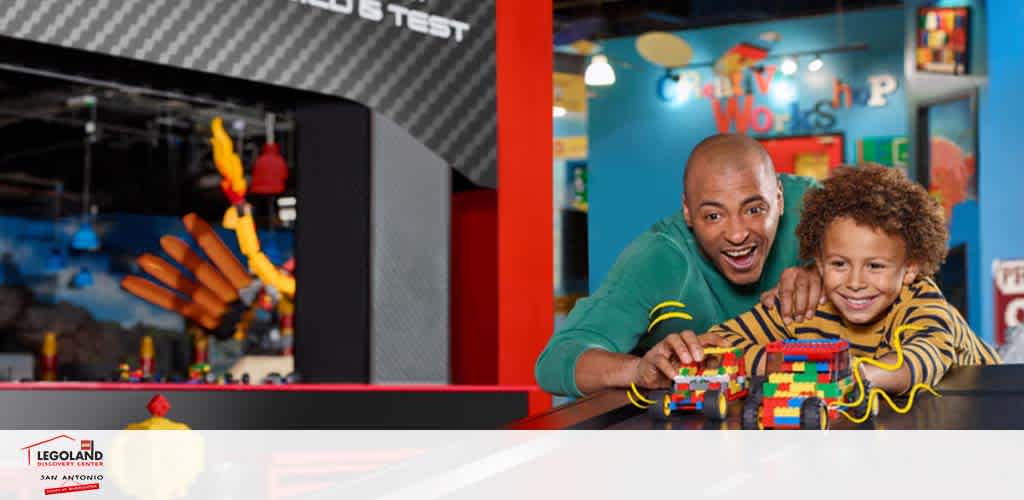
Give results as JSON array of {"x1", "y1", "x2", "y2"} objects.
[
  {"x1": 896, "y1": 302, "x2": 1001, "y2": 388},
  {"x1": 708, "y1": 300, "x2": 792, "y2": 376}
]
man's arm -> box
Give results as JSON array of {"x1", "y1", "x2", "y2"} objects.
[{"x1": 534, "y1": 236, "x2": 699, "y2": 397}]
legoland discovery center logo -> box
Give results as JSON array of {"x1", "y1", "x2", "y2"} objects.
[{"x1": 20, "y1": 434, "x2": 104, "y2": 495}]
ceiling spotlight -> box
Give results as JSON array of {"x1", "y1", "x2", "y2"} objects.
[
  {"x1": 780, "y1": 57, "x2": 798, "y2": 75},
  {"x1": 808, "y1": 55, "x2": 823, "y2": 72},
  {"x1": 584, "y1": 54, "x2": 616, "y2": 86},
  {"x1": 553, "y1": 106, "x2": 567, "y2": 118}
]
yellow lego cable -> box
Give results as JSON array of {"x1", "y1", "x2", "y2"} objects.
[
  {"x1": 647, "y1": 312, "x2": 694, "y2": 333},
  {"x1": 832, "y1": 324, "x2": 941, "y2": 423},
  {"x1": 649, "y1": 301, "x2": 687, "y2": 318},
  {"x1": 627, "y1": 390, "x2": 651, "y2": 410},
  {"x1": 631, "y1": 382, "x2": 655, "y2": 405}
]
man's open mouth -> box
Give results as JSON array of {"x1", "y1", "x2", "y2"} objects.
[{"x1": 721, "y1": 246, "x2": 757, "y2": 271}]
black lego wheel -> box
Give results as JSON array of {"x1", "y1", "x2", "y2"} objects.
[
  {"x1": 702, "y1": 389, "x2": 728, "y2": 420},
  {"x1": 647, "y1": 390, "x2": 672, "y2": 420},
  {"x1": 741, "y1": 395, "x2": 763, "y2": 430},
  {"x1": 800, "y1": 397, "x2": 829, "y2": 430}
]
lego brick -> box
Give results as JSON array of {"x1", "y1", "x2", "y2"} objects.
[
  {"x1": 769, "y1": 373, "x2": 795, "y2": 384},
  {"x1": 791, "y1": 361, "x2": 806, "y2": 372},
  {"x1": 764, "y1": 384, "x2": 777, "y2": 397},
  {"x1": 775, "y1": 407, "x2": 800, "y2": 418},
  {"x1": 775, "y1": 416, "x2": 800, "y2": 426},
  {"x1": 817, "y1": 373, "x2": 830, "y2": 383},
  {"x1": 795, "y1": 371, "x2": 818, "y2": 383}
]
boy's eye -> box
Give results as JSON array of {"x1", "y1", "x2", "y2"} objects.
[
  {"x1": 869, "y1": 262, "x2": 886, "y2": 270},
  {"x1": 829, "y1": 261, "x2": 846, "y2": 268}
]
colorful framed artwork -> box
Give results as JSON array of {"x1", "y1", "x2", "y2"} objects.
[
  {"x1": 916, "y1": 91, "x2": 978, "y2": 224},
  {"x1": 916, "y1": 7, "x2": 970, "y2": 75},
  {"x1": 757, "y1": 133, "x2": 844, "y2": 181}
]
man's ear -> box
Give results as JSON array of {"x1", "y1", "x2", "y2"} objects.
[
  {"x1": 776, "y1": 178, "x2": 784, "y2": 216},
  {"x1": 902, "y1": 262, "x2": 920, "y2": 285},
  {"x1": 683, "y1": 199, "x2": 692, "y2": 227}
]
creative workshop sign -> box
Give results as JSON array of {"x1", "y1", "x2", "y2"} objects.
[
  {"x1": 994, "y1": 259, "x2": 1024, "y2": 345},
  {"x1": 671, "y1": 66, "x2": 899, "y2": 136}
]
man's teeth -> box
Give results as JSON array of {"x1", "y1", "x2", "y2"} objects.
[{"x1": 724, "y1": 247, "x2": 755, "y2": 257}]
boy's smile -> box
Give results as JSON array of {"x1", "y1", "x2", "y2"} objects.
[{"x1": 816, "y1": 217, "x2": 919, "y2": 325}]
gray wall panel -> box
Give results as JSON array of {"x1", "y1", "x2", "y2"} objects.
[{"x1": 371, "y1": 113, "x2": 449, "y2": 383}]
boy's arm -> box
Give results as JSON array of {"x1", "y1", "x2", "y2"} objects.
[
  {"x1": 868, "y1": 305, "x2": 958, "y2": 393},
  {"x1": 709, "y1": 300, "x2": 791, "y2": 376}
]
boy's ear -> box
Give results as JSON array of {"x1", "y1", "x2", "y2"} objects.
[
  {"x1": 902, "y1": 262, "x2": 921, "y2": 285},
  {"x1": 814, "y1": 256, "x2": 825, "y2": 276}
]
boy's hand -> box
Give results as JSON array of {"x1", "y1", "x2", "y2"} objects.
[
  {"x1": 760, "y1": 265, "x2": 825, "y2": 325},
  {"x1": 631, "y1": 331, "x2": 727, "y2": 389}
]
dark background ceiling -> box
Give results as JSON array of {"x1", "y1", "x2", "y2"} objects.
[
  {"x1": 554, "y1": 0, "x2": 902, "y2": 43},
  {"x1": 0, "y1": 37, "x2": 321, "y2": 221}
]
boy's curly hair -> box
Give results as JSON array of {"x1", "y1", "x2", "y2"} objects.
[{"x1": 795, "y1": 163, "x2": 948, "y2": 277}]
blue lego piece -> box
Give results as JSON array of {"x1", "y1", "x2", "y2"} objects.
[
  {"x1": 774, "y1": 416, "x2": 800, "y2": 426},
  {"x1": 784, "y1": 355, "x2": 808, "y2": 362},
  {"x1": 788, "y1": 397, "x2": 805, "y2": 407}
]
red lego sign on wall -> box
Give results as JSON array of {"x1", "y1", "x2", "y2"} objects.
[{"x1": 994, "y1": 259, "x2": 1024, "y2": 345}]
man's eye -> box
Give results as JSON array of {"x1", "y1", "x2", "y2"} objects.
[
  {"x1": 747, "y1": 206, "x2": 765, "y2": 215},
  {"x1": 705, "y1": 213, "x2": 721, "y2": 221}
]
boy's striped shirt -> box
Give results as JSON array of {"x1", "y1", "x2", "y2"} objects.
[{"x1": 708, "y1": 278, "x2": 1000, "y2": 389}]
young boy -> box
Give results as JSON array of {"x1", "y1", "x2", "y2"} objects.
[{"x1": 707, "y1": 164, "x2": 999, "y2": 394}]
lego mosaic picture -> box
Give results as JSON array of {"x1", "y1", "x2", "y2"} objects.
[{"x1": 916, "y1": 7, "x2": 970, "y2": 75}]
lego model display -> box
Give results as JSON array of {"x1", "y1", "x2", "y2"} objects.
[
  {"x1": 741, "y1": 339, "x2": 854, "y2": 430},
  {"x1": 634, "y1": 325, "x2": 941, "y2": 429},
  {"x1": 638, "y1": 347, "x2": 749, "y2": 421}
]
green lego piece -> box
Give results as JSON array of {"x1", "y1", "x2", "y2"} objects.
[
  {"x1": 820, "y1": 384, "x2": 841, "y2": 398},
  {"x1": 796, "y1": 371, "x2": 818, "y2": 383},
  {"x1": 764, "y1": 383, "x2": 777, "y2": 397}
]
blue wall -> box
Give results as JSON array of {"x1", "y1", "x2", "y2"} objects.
[
  {"x1": 587, "y1": 7, "x2": 908, "y2": 288},
  {"x1": 979, "y1": 2, "x2": 1024, "y2": 343}
]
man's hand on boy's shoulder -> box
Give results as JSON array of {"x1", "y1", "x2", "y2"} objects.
[
  {"x1": 760, "y1": 265, "x2": 825, "y2": 325},
  {"x1": 631, "y1": 330, "x2": 728, "y2": 389}
]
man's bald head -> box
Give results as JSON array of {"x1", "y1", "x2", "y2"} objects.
[{"x1": 683, "y1": 134, "x2": 775, "y2": 197}]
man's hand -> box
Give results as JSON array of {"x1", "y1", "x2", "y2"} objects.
[
  {"x1": 631, "y1": 331, "x2": 727, "y2": 389},
  {"x1": 760, "y1": 266, "x2": 825, "y2": 325}
]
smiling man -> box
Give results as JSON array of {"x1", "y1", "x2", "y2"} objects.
[{"x1": 535, "y1": 134, "x2": 821, "y2": 397}]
